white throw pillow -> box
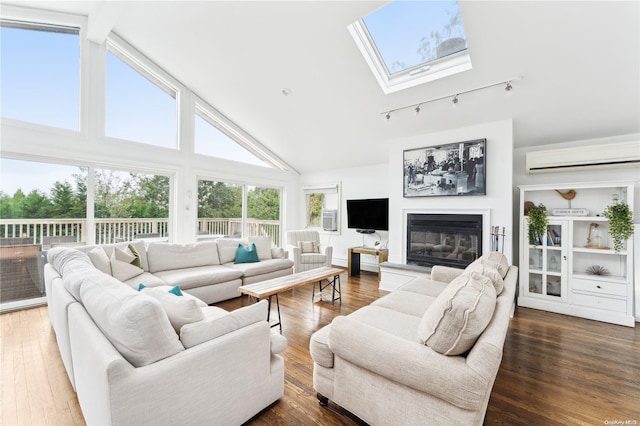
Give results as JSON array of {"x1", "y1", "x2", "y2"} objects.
[
  {"x1": 80, "y1": 277, "x2": 184, "y2": 367},
  {"x1": 142, "y1": 287, "x2": 204, "y2": 333},
  {"x1": 481, "y1": 252, "x2": 509, "y2": 278},
  {"x1": 417, "y1": 272, "x2": 496, "y2": 355},
  {"x1": 298, "y1": 240, "x2": 319, "y2": 253},
  {"x1": 87, "y1": 246, "x2": 111, "y2": 275},
  {"x1": 248, "y1": 236, "x2": 273, "y2": 261},
  {"x1": 110, "y1": 247, "x2": 144, "y2": 281},
  {"x1": 466, "y1": 260, "x2": 505, "y2": 295}
]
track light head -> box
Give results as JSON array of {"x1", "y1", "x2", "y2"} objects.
[
  {"x1": 452, "y1": 95, "x2": 459, "y2": 105},
  {"x1": 414, "y1": 105, "x2": 421, "y2": 116},
  {"x1": 385, "y1": 111, "x2": 391, "y2": 121},
  {"x1": 505, "y1": 82, "x2": 513, "y2": 92}
]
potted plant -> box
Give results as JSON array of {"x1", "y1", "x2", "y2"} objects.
[
  {"x1": 527, "y1": 203, "x2": 548, "y2": 245},
  {"x1": 602, "y1": 203, "x2": 634, "y2": 252}
]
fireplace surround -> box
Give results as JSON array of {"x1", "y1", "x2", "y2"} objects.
[{"x1": 406, "y1": 213, "x2": 483, "y2": 269}]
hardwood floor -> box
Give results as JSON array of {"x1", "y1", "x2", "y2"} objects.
[{"x1": 1, "y1": 271, "x2": 639, "y2": 425}]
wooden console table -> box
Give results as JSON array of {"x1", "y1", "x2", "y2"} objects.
[{"x1": 348, "y1": 247, "x2": 388, "y2": 281}]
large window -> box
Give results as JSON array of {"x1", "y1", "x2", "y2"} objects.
[
  {"x1": 0, "y1": 21, "x2": 80, "y2": 130},
  {"x1": 105, "y1": 43, "x2": 178, "y2": 148},
  {"x1": 93, "y1": 169, "x2": 170, "y2": 243},
  {"x1": 194, "y1": 106, "x2": 271, "y2": 167},
  {"x1": 0, "y1": 158, "x2": 86, "y2": 308},
  {"x1": 197, "y1": 180, "x2": 282, "y2": 246}
]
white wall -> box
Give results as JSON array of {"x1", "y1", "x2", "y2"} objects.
[
  {"x1": 298, "y1": 119, "x2": 515, "y2": 272},
  {"x1": 297, "y1": 163, "x2": 390, "y2": 272},
  {"x1": 388, "y1": 119, "x2": 515, "y2": 265}
]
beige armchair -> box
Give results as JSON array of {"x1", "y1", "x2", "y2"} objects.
[{"x1": 286, "y1": 230, "x2": 333, "y2": 273}]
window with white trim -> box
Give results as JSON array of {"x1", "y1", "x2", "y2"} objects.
[
  {"x1": 304, "y1": 184, "x2": 339, "y2": 231},
  {"x1": 105, "y1": 40, "x2": 178, "y2": 148},
  {"x1": 0, "y1": 20, "x2": 80, "y2": 130},
  {"x1": 349, "y1": 1, "x2": 471, "y2": 94}
]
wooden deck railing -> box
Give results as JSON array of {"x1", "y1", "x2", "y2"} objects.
[{"x1": 0, "y1": 218, "x2": 281, "y2": 247}]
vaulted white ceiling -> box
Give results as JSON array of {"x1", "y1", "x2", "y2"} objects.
[{"x1": 8, "y1": 1, "x2": 640, "y2": 173}]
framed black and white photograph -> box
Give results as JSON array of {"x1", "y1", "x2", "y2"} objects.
[{"x1": 403, "y1": 139, "x2": 486, "y2": 197}]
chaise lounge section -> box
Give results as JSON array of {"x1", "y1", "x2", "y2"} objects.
[{"x1": 310, "y1": 252, "x2": 517, "y2": 425}]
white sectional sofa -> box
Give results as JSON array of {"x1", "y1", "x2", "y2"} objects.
[
  {"x1": 44, "y1": 238, "x2": 293, "y2": 425},
  {"x1": 310, "y1": 252, "x2": 517, "y2": 425}
]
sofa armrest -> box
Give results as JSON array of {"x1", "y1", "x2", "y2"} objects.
[
  {"x1": 318, "y1": 244, "x2": 333, "y2": 265},
  {"x1": 329, "y1": 316, "x2": 489, "y2": 411},
  {"x1": 430, "y1": 265, "x2": 465, "y2": 283}
]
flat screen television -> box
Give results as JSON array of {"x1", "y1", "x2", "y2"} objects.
[{"x1": 347, "y1": 198, "x2": 389, "y2": 233}]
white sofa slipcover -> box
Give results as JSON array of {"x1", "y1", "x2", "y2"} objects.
[
  {"x1": 44, "y1": 239, "x2": 291, "y2": 425},
  {"x1": 310, "y1": 252, "x2": 517, "y2": 425}
]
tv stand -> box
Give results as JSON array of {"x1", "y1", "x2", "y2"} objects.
[
  {"x1": 348, "y1": 246, "x2": 389, "y2": 281},
  {"x1": 356, "y1": 229, "x2": 375, "y2": 234}
]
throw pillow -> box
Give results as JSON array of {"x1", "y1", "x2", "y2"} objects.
[
  {"x1": 417, "y1": 272, "x2": 496, "y2": 355},
  {"x1": 110, "y1": 247, "x2": 144, "y2": 281},
  {"x1": 271, "y1": 247, "x2": 286, "y2": 259},
  {"x1": 482, "y1": 252, "x2": 509, "y2": 278},
  {"x1": 235, "y1": 243, "x2": 260, "y2": 264},
  {"x1": 248, "y1": 236, "x2": 273, "y2": 261},
  {"x1": 466, "y1": 260, "x2": 505, "y2": 295},
  {"x1": 142, "y1": 287, "x2": 204, "y2": 333},
  {"x1": 128, "y1": 243, "x2": 142, "y2": 268},
  {"x1": 87, "y1": 246, "x2": 111, "y2": 275},
  {"x1": 299, "y1": 240, "x2": 319, "y2": 253}
]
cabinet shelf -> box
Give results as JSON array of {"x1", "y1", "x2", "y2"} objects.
[
  {"x1": 572, "y1": 273, "x2": 627, "y2": 283},
  {"x1": 572, "y1": 247, "x2": 627, "y2": 256}
]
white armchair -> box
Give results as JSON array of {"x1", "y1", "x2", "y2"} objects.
[{"x1": 287, "y1": 230, "x2": 333, "y2": 273}]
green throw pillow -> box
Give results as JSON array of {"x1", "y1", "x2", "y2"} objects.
[{"x1": 235, "y1": 243, "x2": 260, "y2": 264}]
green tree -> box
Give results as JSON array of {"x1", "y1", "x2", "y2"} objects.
[
  {"x1": 247, "y1": 187, "x2": 280, "y2": 220},
  {"x1": 50, "y1": 182, "x2": 76, "y2": 218},
  {"x1": 198, "y1": 181, "x2": 242, "y2": 218},
  {"x1": 306, "y1": 193, "x2": 324, "y2": 228},
  {"x1": 23, "y1": 190, "x2": 52, "y2": 218}
]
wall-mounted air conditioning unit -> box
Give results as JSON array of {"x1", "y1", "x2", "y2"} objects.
[
  {"x1": 322, "y1": 209, "x2": 338, "y2": 231},
  {"x1": 526, "y1": 141, "x2": 640, "y2": 174}
]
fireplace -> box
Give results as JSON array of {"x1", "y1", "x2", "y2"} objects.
[{"x1": 406, "y1": 213, "x2": 482, "y2": 269}]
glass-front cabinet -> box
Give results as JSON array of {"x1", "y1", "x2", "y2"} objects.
[
  {"x1": 524, "y1": 221, "x2": 567, "y2": 301},
  {"x1": 518, "y1": 181, "x2": 635, "y2": 327}
]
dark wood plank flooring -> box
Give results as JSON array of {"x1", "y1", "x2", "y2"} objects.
[{"x1": 2, "y1": 271, "x2": 639, "y2": 425}]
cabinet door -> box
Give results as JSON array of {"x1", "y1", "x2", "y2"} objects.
[{"x1": 523, "y1": 220, "x2": 567, "y2": 301}]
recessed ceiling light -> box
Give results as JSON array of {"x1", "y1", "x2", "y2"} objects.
[{"x1": 282, "y1": 88, "x2": 292, "y2": 96}]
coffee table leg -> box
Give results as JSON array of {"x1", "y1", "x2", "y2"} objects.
[{"x1": 265, "y1": 294, "x2": 283, "y2": 334}]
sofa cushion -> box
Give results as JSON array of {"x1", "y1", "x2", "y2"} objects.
[
  {"x1": 87, "y1": 246, "x2": 111, "y2": 275},
  {"x1": 80, "y1": 274, "x2": 184, "y2": 367},
  {"x1": 466, "y1": 260, "x2": 505, "y2": 295},
  {"x1": 309, "y1": 325, "x2": 333, "y2": 368},
  {"x1": 300, "y1": 253, "x2": 326, "y2": 264},
  {"x1": 110, "y1": 247, "x2": 144, "y2": 282},
  {"x1": 227, "y1": 258, "x2": 294, "y2": 278},
  {"x1": 216, "y1": 238, "x2": 248, "y2": 264},
  {"x1": 180, "y1": 300, "x2": 267, "y2": 348},
  {"x1": 371, "y1": 291, "x2": 436, "y2": 318},
  {"x1": 235, "y1": 243, "x2": 260, "y2": 264},
  {"x1": 248, "y1": 236, "x2": 273, "y2": 261},
  {"x1": 348, "y1": 305, "x2": 422, "y2": 342},
  {"x1": 152, "y1": 265, "x2": 243, "y2": 290},
  {"x1": 141, "y1": 287, "x2": 204, "y2": 333},
  {"x1": 398, "y1": 277, "x2": 448, "y2": 298},
  {"x1": 113, "y1": 240, "x2": 149, "y2": 271},
  {"x1": 124, "y1": 271, "x2": 169, "y2": 289},
  {"x1": 271, "y1": 247, "x2": 286, "y2": 259},
  {"x1": 417, "y1": 272, "x2": 497, "y2": 356},
  {"x1": 147, "y1": 241, "x2": 220, "y2": 273}
]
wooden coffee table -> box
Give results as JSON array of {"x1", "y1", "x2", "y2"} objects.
[{"x1": 239, "y1": 266, "x2": 345, "y2": 333}]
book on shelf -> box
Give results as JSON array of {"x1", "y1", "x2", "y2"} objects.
[{"x1": 547, "y1": 231, "x2": 555, "y2": 246}]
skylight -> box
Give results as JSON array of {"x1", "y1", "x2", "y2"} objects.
[{"x1": 349, "y1": 1, "x2": 472, "y2": 94}]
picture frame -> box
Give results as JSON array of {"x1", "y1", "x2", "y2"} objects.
[{"x1": 403, "y1": 138, "x2": 486, "y2": 198}]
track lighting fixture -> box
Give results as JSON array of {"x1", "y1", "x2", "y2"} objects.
[{"x1": 379, "y1": 76, "x2": 522, "y2": 119}]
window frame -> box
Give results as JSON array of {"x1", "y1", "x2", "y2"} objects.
[
  {"x1": 303, "y1": 183, "x2": 341, "y2": 234},
  {"x1": 348, "y1": 17, "x2": 472, "y2": 94}
]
